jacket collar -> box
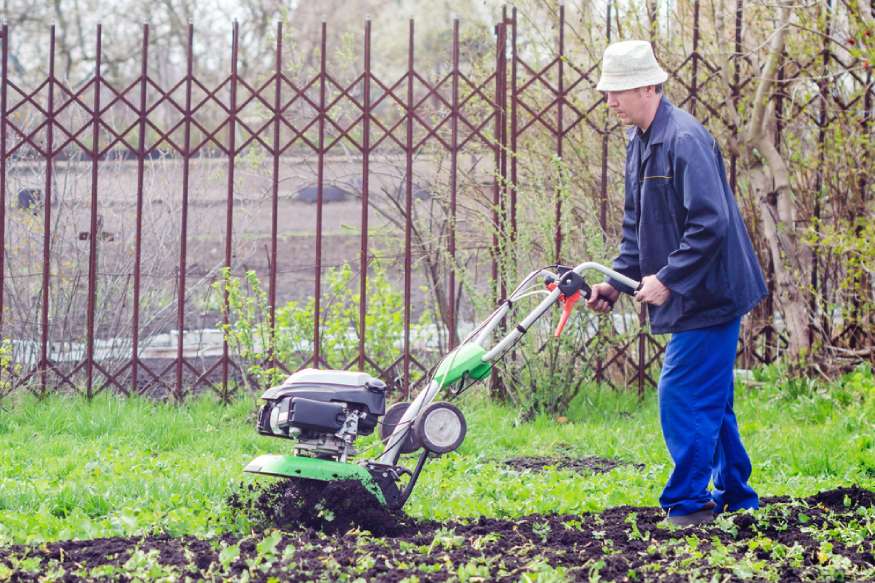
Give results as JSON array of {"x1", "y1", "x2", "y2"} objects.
[{"x1": 639, "y1": 96, "x2": 672, "y2": 166}]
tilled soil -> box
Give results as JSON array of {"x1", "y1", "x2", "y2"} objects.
[
  {"x1": 504, "y1": 455, "x2": 646, "y2": 474},
  {"x1": 225, "y1": 478, "x2": 424, "y2": 537},
  {"x1": 1, "y1": 486, "x2": 872, "y2": 582}
]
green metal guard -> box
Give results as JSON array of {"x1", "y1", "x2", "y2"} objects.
[{"x1": 245, "y1": 454, "x2": 387, "y2": 504}]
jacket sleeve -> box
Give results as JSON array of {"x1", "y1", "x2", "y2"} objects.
[
  {"x1": 656, "y1": 133, "x2": 729, "y2": 296},
  {"x1": 608, "y1": 179, "x2": 642, "y2": 295}
]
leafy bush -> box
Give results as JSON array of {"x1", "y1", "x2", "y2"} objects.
[
  {"x1": 0, "y1": 339, "x2": 19, "y2": 401},
  {"x1": 211, "y1": 261, "x2": 434, "y2": 391},
  {"x1": 461, "y1": 155, "x2": 644, "y2": 418}
]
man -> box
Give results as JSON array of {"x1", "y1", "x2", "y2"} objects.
[{"x1": 586, "y1": 40, "x2": 767, "y2": 526}]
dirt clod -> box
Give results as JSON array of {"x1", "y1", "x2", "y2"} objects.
[{"x1": 806, "y1": 485, "x2": 875, "y2": 509}]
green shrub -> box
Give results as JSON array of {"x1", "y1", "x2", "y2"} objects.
[{"x1": 211, "y1": 261, "x2": 434, "y2": 391}]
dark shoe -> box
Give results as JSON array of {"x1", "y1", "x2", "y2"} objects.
[{"x1": 667, "y1": 501, "x2": 716, "y2": 527}]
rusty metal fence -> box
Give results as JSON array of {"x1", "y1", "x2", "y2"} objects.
[{"x1": 1, "y1": 1, "x2": 872, "y2": 401}]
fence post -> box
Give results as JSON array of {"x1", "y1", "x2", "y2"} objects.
[
  {"x1": 402, "y1": 19, "x2": 414, "y2": 397},
  {"x1": 313, "y1": 22, "x2": 328, "y2": 370},
  {"x1": 729, "y1": 0, "x2": 742, "y2": 195},
  {"x1": 267, "y1": 21, "x2": 282, "y2": 377},
  {"x1": 0, "y1": 24, "x2": 7, "y2": 339},
  {"x1": 595, "y1": 0, "x2": 614, "y2": 385},
  {"x1": 131, "y1": 25, "x2": 149, "y2": 395},
  {"x1": 499, "y1": 6, "x2": 509, "y2": 305},
  {"x1": 448, "y1": 18, "x2": 460, "y2": 350},
  {"x1": 509, "y1": 8, "x2": 518, "y2": 252},
  {"x1": 690, "y1": 0, "x2": 700, "y2": 116},
  {"x1": 489, "y1": 19, "x2": 507, "y2": 400},
  {"x1": 174, "y1": 23, "x2": 195, "y2": 401},
  {"x1": 812, "y1": 2, "x2": 833, "y2": 346},
  {"x1": 85, "y1": 25, "x2": 103, "y2": 399},
  {"x1": 38, "y1": 26, "x2": 57, "y2": 397},
  {"x1": 222, "y1": 21, "x2": 240, "y2": 400},
  {"x1": 638, "y1": 306, "x2": 646, "y2": 397},
  {"x1": 358, "y1": 19, "x2": 372, "y2": 368},
  {"x1": 599, "y1": 0, "x2": 612, "y2": 244},
  {"x1": 490, "y1": 20, "x2": 501, "y2": 316},
  {"x1": 554, "y1": 4, "x2": 565, "y2": 264}
]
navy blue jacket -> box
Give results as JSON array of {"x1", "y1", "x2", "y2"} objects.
[{"x1": 607, "y1": 97, "x2": 767, "y2": 334}]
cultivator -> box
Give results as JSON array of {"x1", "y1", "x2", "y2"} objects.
[{"x1": 245, "y1": 262, "x2": 640, "y2": 509}]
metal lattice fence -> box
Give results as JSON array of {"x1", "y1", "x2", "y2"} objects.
[{"x1": 1, "y1": 1, "x2": 872, "y2": 401}]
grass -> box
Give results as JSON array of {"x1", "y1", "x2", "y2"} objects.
[{"x1": 0, "y1": 364, "x2": 872, "y2": 545}]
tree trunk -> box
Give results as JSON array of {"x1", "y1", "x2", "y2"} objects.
[
  {"x1": 742, "y1": 1, "x2": 812, "y2": 361},
  {"x1": 747, "y1": 147, "x2": 811, "y2": 358}
]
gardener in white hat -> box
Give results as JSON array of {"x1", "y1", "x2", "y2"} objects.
[{"x1": 585, "y1": 40, "x2": 767, "y2": 527}]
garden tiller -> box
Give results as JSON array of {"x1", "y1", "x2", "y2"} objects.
[{"x1": 244, "y1": 261, "x2": 640, "y2": 509}]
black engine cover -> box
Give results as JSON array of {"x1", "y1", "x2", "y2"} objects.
[
  {"x1": 286, "y1": 397, "x2": 346, "y2": 433},
  {"x1": 259, "y1": 370, "x2": 387, "y2": 437},
  {"x1": 262, "y1": 385, "x2": 386, "y2": 417}
]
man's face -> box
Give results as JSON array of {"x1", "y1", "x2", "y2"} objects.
[{"x1": 604, "y1": 87, "x2": 651, "y2": 127}]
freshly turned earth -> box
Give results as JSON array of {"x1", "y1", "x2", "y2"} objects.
[
  {"x1": 226, "y1": 478, "x2": 423, "y2": 537},
  {"x1": 504, "y1": 455, "x2": 646, "y2": 474},
  {"x1": 1, "y1": 477, "x2": 872, "y2": 581}
]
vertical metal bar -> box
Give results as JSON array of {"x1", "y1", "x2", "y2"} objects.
[
  {"x1": 638, "y1": 305, "x2": 646, "y2": 396},
  {"x1": 268, "y1": 21, "x2": 281, "y2": 372},
  {"x1": 448, "y1": 18, "x2": 459, "y2": 350},
  {"x1": 39, "y1": 26, "x2": 57, "y2": 394},
  {"x1": 510, "y1": 8, "x2": 518, "y2": 246},
  {"x1": 499, "y1": 7, "x2": 508, "y2": 306},
  {"x1": 0, "y1": 24, "x2": 8, "y2": 336},
  {"x1": 85, "y1": 24, "x2": 102, "y2": 399},
  {"x1": 491, "y1": 22, "x2": 502, "y2": 306},
  {"x1": 313, "y1": 22, "x2": 327, "y2": 369},
  {"x1": 358, "y1": 20, "x2": 371, "y2": 368},
  {"x1": 174, "y1": 23, "x2": 194, "y2": 400},
  {"x1": 811, "y1": 1, "x2": 832, "y2": 345},
  {"x1": 765, "y1": 257, "x2": 774, "y2": 362},
  {"x1": 554, "y1": 4, "x2": 565, "y2": 263},
  {"x1": 403, "y1": 19, "x2": 414, "y2": 396},
  {"x1": 595, "y1": 1, "x2": 612, "y2": 384},
  {"x1": 131, "y1": 24, "x2": 149, "y2": 394},
  {"x1": 634, "y1": 0, "x2": 650, "y2": 393},
  {"x1": 599, "y1": 0, "x2": 612, "y2": 240},
  {"x1": 489, "y1": 21, "x2": 505, "y2": 400},
  {"x1": 732, "y1": 0, "x2": 744, "y2": 364},
  {"x1": 640, "y1": 2, "x2": 653, "y2": 393},
  {"x1": 223, "y1": 21, "x2": 239, "y2": 397},
  {"x1": 730, "y1": 0, "x2": 742, "y2": 194},
  {"x1": 690, "y1": 0, "x2": 700, "y2": 116}
]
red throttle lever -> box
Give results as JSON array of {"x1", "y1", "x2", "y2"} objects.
[{"x1": 545, "y1": 281, "x2": 583, "y2": 337}]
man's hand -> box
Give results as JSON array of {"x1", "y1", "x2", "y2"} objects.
[
  {"x1": 586, "y1": 282, "x2": 620, "y2": 313},
  {"x1": 635, "y1": 275, "x2": 671, "y2": 306}
]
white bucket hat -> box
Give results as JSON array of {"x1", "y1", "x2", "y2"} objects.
[{"x1": 596, "y1": 40, "x2": 668, "y2": 92}]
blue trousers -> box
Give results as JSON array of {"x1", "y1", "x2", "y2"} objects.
[{"x1": 658, "y1": 317, "x2": 759, "y2": 516}]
